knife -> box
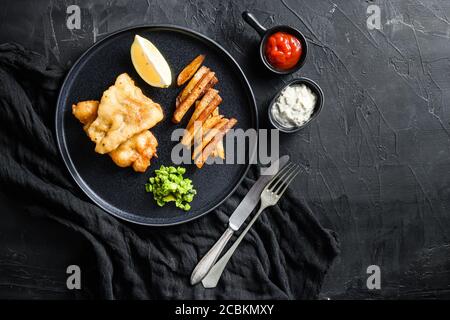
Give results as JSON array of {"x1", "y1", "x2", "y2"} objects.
[{"x1": 190, "y1": 155, "x2": 290, "y2": 285}]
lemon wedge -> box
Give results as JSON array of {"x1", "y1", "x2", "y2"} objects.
[{"x1": 130, "y1": 35, "x2": 172, "y2": 88}]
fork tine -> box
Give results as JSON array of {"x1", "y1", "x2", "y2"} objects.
[
  {"x1": 266, "y1": 162, "x2": 293, "y2": 190},
  {"x1": 276, "y1": 166, "x2": 301, "y2": 196},
  {"x1": 273, "y1": 164, "x2": 299, "y2": 194},
  {"x1": 269, "y1": 163, "x2": 296, "y2": 192},
  {"x1": 268, "y1": 163, "x2": 295, "y2": 191}
]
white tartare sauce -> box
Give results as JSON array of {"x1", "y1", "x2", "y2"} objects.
[{"x1": 271, "y1": 84, "x2": 317, "y2": 128}]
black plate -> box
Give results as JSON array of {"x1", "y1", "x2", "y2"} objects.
[{"x1": 55, "y1": 25, "x2": 258, "y2": 226}]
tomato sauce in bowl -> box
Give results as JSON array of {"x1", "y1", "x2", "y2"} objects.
[
  {"x1": 242, "y1": 11, "x2": 308, "y2": 75},
  {"x1": 264, "y1": 32, "x2": 302, "y2": 71}
]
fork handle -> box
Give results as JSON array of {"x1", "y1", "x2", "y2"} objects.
[
  {"x1": 190, "y1": 227, "x2": 234, "y2": 285},
  {"x1": 201, "y1": 203, "x2": 269, "y2": 288}
]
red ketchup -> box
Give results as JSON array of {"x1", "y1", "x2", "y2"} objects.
[{"x1": 264, "y1": 32, "x2": 302, "y2": 70}]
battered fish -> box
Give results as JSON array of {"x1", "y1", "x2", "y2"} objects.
[
  {"x1": 72, "y1": 100, "x2": 99, "y2": 130},
  {"x1": 72, "y1": 99, "x2": 158, "y2": 172},
  {"x1": 109, "y1": 130, "x2": 158, "y2": 172},
  {"x1": 87, "y1": 73, "x2": 164, "y2": 154}
]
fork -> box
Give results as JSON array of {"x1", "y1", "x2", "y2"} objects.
[{"x1": 201, "y1": 162, "x2": 301, "y2": 288}]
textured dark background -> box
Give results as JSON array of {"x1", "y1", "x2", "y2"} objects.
[{"x1": 1, "y1": 0, "x2": 450, "y2": 299}]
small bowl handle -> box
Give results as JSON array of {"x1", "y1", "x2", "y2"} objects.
[{"x1": 242, "y1": 11, "x2": 267, "y2": 37}]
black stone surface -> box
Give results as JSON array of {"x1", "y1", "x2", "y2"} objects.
[{"x1": 1, "y1": 0, "x2": 450, "y2": 299}]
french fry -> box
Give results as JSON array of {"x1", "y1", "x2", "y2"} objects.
[
  {"x1": 210, "y1": 108, "x2": 219, "y2": 157},
  {"x1": 211, "y1": 107, "x2": 219, "y2": 118},
  {"x1": 173, "y1": 71, "x2": 216, "y2": 123},
  {"x1": 191, "y1": 114, "x2": 223, "y2": 149},
  {"x1": 187, "y1": 88, "x2": 218, "y2": 129},
  {"x1": 217, "y1": 142, "x2": 225, "y2": 159},
  {"x1": 176, "y1": 66, "x2": 209, "y2": 107},
  {"x1": 199, "y1": 115, "x2": 224, "y2": 136},
  {"x1": 177, "y1": 54, "x2": 206, "y2": 86},
  {"x1": 210, "y1": 114, "x2": 218, "y2": 157},
  {"x1": 211, "y1": 107, "x2": 225, "y2": 159},
  {"x1": 192, "y1": 117, "x2": 227, "y2": 160},
  {"x1": 195, "y1": 94, "x2": 222, "y2": 125},
  {"x1": 195, "y1": 118, "x2": 237, "y2": 168},
  {"x1": 199, "y1": 76, "x2": 218, "y2": 96},
  {"x1": 181, "y1": 94, "x2": 222, "y2": 146},
  {"x1": 173, "y1": 55, "x2": 233, "y2": 165}
]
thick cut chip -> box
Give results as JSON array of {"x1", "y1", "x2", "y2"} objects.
[
  {"x1": 187, "y1": 88, "x2": 218, "y2": 129},
  {"x1": 177, "y1": 54, "x2": 205, "y2": 86},
  {"x1": 172, "y1": 71, "x2": 215, "y2": 123},
  {"x1": 199, "y1": 76, "x2": 218, "y2": 97},
  {"x1": 176, "y1": 66, "x2": 209, "y2": 107},
  {"x1": 192, "y1": 117, "x2": 227, "y2": 161},
  {"x1": 196, "y1": 118, "x2": 237, "y2": 168},
  {"x1": 181, "y1": 94, "x2": 222, "y2": 146},
  {"x1": 87, "y1": 73, "x2": 164, "y2": 154},
  {"x1": 210, "y1": 107, "x2": 225, "y2": 159}
]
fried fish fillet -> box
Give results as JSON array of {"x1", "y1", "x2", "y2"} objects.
[
  {"x1": 87, "y1": 73, "x2": 164, "y2": 154},
  {"x1": 72, "y1": 100, "x2": 99, "y2": 130},
  {"x1": 72, "y1": 100, "x2": 158, "y2": 172},
  {"x1": 109, "y1": 130, "x2": 158, "y2": 172}
]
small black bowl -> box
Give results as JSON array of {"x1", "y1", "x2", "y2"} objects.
[
  {"x1": 268, "y1": 78, "x2": 324, "y2": 133},
  {"x1": 242, "y1": 11, "x2": 308, "y2": 75}
]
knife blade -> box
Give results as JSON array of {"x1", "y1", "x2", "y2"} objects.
[{"x1": 228, "y1": 155, "x2": 289, "y2": 230}]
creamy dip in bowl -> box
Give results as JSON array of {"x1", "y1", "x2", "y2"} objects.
[{"x1": 268, "y1": 78, "x2": 324, "y2": 133}]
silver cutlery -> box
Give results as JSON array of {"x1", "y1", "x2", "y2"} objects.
[
  {"x1": 190, "y1": 155, "x2": 290, "y2": 285},
  {"x1": 202, "y1": 162, "x2": 301, "y2": 288}
]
